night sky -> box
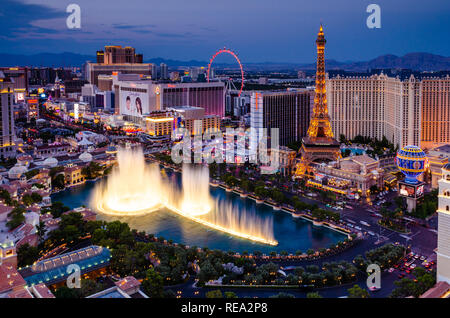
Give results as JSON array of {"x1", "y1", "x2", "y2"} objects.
[{"x1": 1, "y1": 0, "x2": 449, "y2": 63}]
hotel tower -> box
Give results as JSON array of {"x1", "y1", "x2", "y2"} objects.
[{"x1": 437, "y1": 163, "x2": 450, "y2": 284}]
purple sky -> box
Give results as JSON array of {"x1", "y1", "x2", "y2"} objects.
[{"x1": 1, "y1": 0, "x2": 449, "y2": 63}]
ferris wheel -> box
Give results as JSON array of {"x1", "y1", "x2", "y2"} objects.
[{"x1": 207, "y1": 47, "x2": 244, "y2": 97}]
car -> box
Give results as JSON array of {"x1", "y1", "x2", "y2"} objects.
[
  {"x1": 410, "y1": 264, "x2": 417, "y2": 269},
  {"x1": 355, "y1": 226, "x2": 362, "y2": 231},
  {"x1": 388, "y1": 268, "x2": 395, "y2": 273},
  {"x1": 420, "y1": 256, "x2": 426, "y2": 261},
  {"x1": 414, "y1": 255, "x2": 420, "y2": 259},
  {"x1": 369, "y1": 286, "x2": 381, "y2": 292},
  {"x1": 406, "y1": 270, "x2": 411, "y2": 274}
]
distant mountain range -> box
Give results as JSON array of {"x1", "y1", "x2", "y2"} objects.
[
  {"x1": 320, "y1": 53, "x2": 450, "y2": 72},
  {"x1": 0, "y1": 52, "x2": 449, "y2": 71}
]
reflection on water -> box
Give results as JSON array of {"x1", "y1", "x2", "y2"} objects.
[
  {"x1": 91, "y1": 148, "x2": 276, "y2": 245},
  {"x1": 51, "y1": 161, "x2": 346, "y2": 253}
]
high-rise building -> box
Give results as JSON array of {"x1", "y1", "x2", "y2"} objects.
[
  {"x1": 437, "y1": 163, "x2": 450, "y2": 284},
  {"x1": 0, "y1": 67, "x2": 28, "y2": 93},
  {"x1": 159, "y1": 82, "x2": 225, "y2": 117},
  {"x1": 421, "y1": 76, "x2": 450, "y2": 149},
  {"x1": 152, "y1": 64, "x2": 158, "y2": 80},
  {"x1": 250, "y1": 90, "x2": 310, "y2": 147},
  {"x1": 97, "y1": 46, "x2": 143, "y2": 64},
  {"x1": 328, "y1": 74, "x2": 450, "y2": 149},
  {"x1": 96, "y1": 51, "x2": 104, "y2": 64},
  {"x1": 294, "y1": 25, "x2": 340, "y2": 177},
  {"x1": 0, "y1": 77, "x2": 16, "y2": 159},
  {"x1": 160, "y1": 63, "x2": 168, "y2": 80},
  {"x1": 227, "y1": 90, "x2": 251, "y2": 117},
  {"x1": 327, "y1": 74, "x2": 422, "y2": 148},
  {"x1": 87, "y1": 46, "x2": 152, "y2": 87}
]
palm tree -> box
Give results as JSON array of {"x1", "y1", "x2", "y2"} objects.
[{"x1": 36, "y1": 221, "x2": 47, "y2": 243}]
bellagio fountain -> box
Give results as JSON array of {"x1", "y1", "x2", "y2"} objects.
[{"x1": 91, "y1": 147, "x2": 277, "y2": 246}]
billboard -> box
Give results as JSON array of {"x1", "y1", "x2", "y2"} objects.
[
  {"x1": 399, "y1": 184, "x2": 415, "y2": 198},
  {"x1": 399, "y1": 182, "x2": 425, "y2": 199},
  {"x1": 16, "y1": 92, "x2": 25, "y2": 102},
  {"x1": 120, "y1": 90, "x2": 149, "y2": 117}
]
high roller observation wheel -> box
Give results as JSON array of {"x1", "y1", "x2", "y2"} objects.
[{"x1": 206, "y1": 48, "x2": 244, "y2": 97}]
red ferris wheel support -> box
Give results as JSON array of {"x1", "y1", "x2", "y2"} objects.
[{"x1": 207, "y1": 48, "x2": 244, "y2": 97}]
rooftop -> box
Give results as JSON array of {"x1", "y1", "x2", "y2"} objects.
[
  {"x1": 420, "y1": 281, "x2": 450, "y2": 298},
  {"x1": 115, "y1": 276, "x2": 141, "y2": 292},
  {"x1": 349, "y1": 154, "x2": 378, "y2": 166},
  {"x1": 8, "y1": 288, "x2": 33, "y2": 298},
  {"x1": 36, "y1": 143, "x2": 71, "y2": 150},
  {"x1": 20, "y1": 245, "x2": 111, "y2": 286},
  {"x1": 32, "y1": 283, "x2": 55, "y2": 298},
  {"x1": 0, "y1": 264, "x2": 27, "y2": 294}
]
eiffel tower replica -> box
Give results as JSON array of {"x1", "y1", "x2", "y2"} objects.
[{"x1": 294, "y1": 25, "x2": 341, "y2": 177}]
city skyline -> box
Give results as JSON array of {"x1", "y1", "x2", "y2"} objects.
[
  {"x1": 0, "y1": 1, "x2": 449, "y2": 302},
  {"x1": 1, "y1": 0, "x2": 450, "y2": 64}
]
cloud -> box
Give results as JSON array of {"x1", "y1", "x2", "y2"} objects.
[
  {"x1": 0, "y1": 0, "x2": 66, "y2": 37},
  {"x1": 112, "y1": 23, "x2": 157, "y2": 30},
  {"x1": 156, "y1": 32, "x2": 193, "y2": 38}
]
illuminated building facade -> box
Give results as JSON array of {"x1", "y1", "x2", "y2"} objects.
[
  {"x1": 0, "y1": 241, "x2": 17, "y2": 268},
  {"x1": 169, "y1": 106, "x2": 221, "y2": 136},
  {"x1": 145, "y1": 115, "x2": 174, "y2": 136},
  {"x1": 421, "y1": 76, "x2": 450, "y2": 148},
  {"x1": 0, "y1": 78, "x2": 16, "y2": 159},
  {"x1": 307, "y1": 154, "x2": 384, "y2": 196},
  {"x1": 295, "y1": 25, "x2": 340, "y2": 177},
  {"x1": 113, "y1": 74, "x2": 226, "y2": 121},
  {"x1": 327, "y1": 74, "x2": 421, "y2": 148},
  {"x1": 87, "y1": 63, "x2": 152, "y2": 87},
  {"x1": 97, "y1": 46, "x2": 143, "y2": 65},
  {"x1": 26, "y1": 98, "x2": 39, "y2": 122},
  {"x1": 250, "y1": 90, "x2": 311, "y2": 147},
  {"x1": 328, "y1": 74, "x2": 449, "y2": 149},
  {"x1": 0, "y1": 67, "x2": 28, "y2": 99},
  {"x1": 437, "y1": 163, "x2": 450, "y2": 284},
  {"x1": 159, "y1": 82, "x2": 225, "y2": 117},
  {"x1": 87, "y1": 46, "x2": 152, "y2": 87},
  {"x1": 271, "y1": 146, "x2": 297, "y2": 176}
]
